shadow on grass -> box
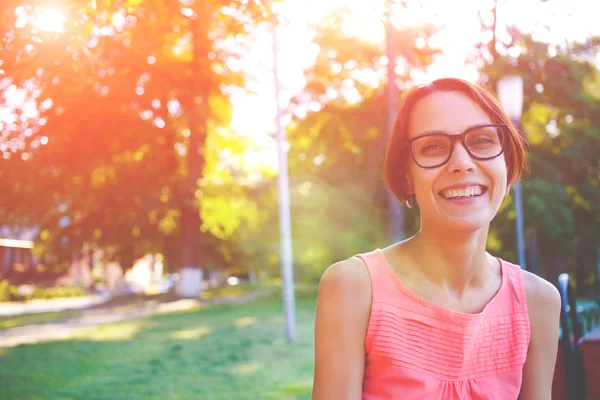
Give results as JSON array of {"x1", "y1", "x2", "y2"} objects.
[
  {"x1": 0, "y1": 287, "x2": 317, "y2": 400},
  {"x1": 0, "y1": 310, "x2": 84, "y2": 331}
]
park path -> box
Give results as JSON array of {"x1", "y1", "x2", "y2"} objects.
[
  {"x1": 0, "y1": 293, "x2": 113, "y2": 317},
  {"x1": 0, "y1": 289, "x2": 271, "y2": 348}
]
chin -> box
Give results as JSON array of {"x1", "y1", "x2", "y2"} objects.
[
  {"x1": 434, "y1": 212, "x2": 494, "y2": 233},
  {"x1": 421, "y1": 212, "x2": 491, "y2": 234},
  {"x1": 449, "y1": 213, "x2": 494, "y2": 231}
]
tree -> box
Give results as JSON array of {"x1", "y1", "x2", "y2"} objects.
[
  {"x1": 475, "y1": 3, "x2": 600, "y2": 290},
  {"x1": 283, "y1": 4, "x2": 440, "y2": 273},
  {"x1": 0, "y1": 0, "x2": 271, "y2": 296}
]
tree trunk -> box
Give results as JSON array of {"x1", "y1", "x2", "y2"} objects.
[
  {"x1": 71, "y1": 250, "x2": 82, "y2": 288},
  {"x1": 176, "y1": 0, "x2": 212, "y2": 298},
  {"x1": 208, "y1": 269, "x2": 220, "y2": 288},
  {"x1": 249, "y1": 268, "x2": 257, "y2": 284},
  {"x1": 385, "y1": 0, "x2": 404, "y2": 243}
]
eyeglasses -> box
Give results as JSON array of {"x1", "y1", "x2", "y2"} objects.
[{"x1": 406, "y1": 124, "x2": 507, "y2": 169}]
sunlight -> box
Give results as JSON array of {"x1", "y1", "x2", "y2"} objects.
[
  {"x1": 339, "y1": 16, "x2": 384, "y2": 44},
  {"x1": 228, "y1": 0, "x2": 485, "y2": 159},
  {"x1": 324, "y1": 1, "x2": 387, "y2": 44},
  {"x1": 289, "y1": 0, "x2": 449, "y2": 44},
  {"x1": 32, "y1": 9, "x2": 66, "y2": 33},
  {"x1": 171, "y1": 326, "x2": 213, "y2": 340},
  {"x1": 225, "y1": 0, "x2": 599, "y2": 173},
  {"x1": 156, "y1": 299, "x2": 203, "y2": 314},
  {"x1": 234, "y1": 316, "x2": 257, "y2": 328},
  {"x1": 80, "y1": 321, "x2": 147, "y2": 342},
  {"x1": 230, "y1": 362, "x2": 261, "y2": 376}
]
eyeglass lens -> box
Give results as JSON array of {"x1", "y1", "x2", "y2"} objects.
[{"x1": 411, "y1": 126, "x2": 503, "y2": 168}]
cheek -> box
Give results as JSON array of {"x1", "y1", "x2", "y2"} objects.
[
  {"x1": 499, "y1": 156, "x2": 509, "y2": 181},
  {"x1": 408, "y1": 166, "x2": 439, "y2": 199},
  {"x1": 489, "y1": 158, "x2": 509, "y2": 195}
]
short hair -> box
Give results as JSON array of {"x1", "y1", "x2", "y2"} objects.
[{"x1": 384, "y1": 77, "x2": 528, "y2": 203}]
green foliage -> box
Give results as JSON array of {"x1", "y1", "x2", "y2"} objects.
[
  {"x1": 477, "y1": 18, "x2": 600, "y2": 287},
  {"x1": 289, "y1": 177, "x2": 385, "y2": 281},
  {"x1": 282, "y1": 5, "x2": 440, "y2": 277},
  {"x1": 2, "y1": 0, "x2": 598, "y2": 290},
  {"x1": 302, "y1": 6, "x2": 439, "y2": 103},
  {"x1": 0, "y1": 280, "x2": 86, "y2": 302},
  {"x1": 30, "y1": 285, "x2": 87, "y2": 300},
  {"x1": 0, "y1": 0, "x2": 274, "y2": 274},
  {"x1": 0, "y1": 280, "x2": 10, "y2": 302}
]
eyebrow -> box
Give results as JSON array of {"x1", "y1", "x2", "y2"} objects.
[{"x1": 412, "y1": 123, "x2": 495, "y2": 138}]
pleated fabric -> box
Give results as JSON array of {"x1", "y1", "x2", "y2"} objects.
[{"x1": 357, "y1": 249, "x2": 530, "y2": 400}]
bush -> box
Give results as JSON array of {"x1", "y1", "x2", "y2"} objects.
[
  {"x1": 0, "y1": 280, "x2": 86, "y2": 302},
  {"x1": 31, "y1": 285, "x2": 87, "y2": 300},
  {"x1": 0, "y1": 280, "x2": 10, "y2": 302}
]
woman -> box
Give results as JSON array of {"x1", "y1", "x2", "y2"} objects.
[{"x1": 312, "y1": 78, "x2": 561, "y2": 399}]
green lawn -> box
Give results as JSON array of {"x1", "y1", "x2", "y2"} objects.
[{"x1": 0, "y1": 288, "x2": 317, "y2": 400}]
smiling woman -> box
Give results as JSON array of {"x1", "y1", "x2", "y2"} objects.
[{"x1": 312, "y1": 77, "x2": 562, "y2": 400}]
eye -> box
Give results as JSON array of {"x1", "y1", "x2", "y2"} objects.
[
  {"x1": 422, "y1": 143, "x2": 443, "y2": 152},
  {"x1": 473, "y1": 137, "x2": 493, "y2": 144},
  {"x1": 412, "y1": 134, "x2": 450, "y2": 157},
  {"x1": 467, "y1": 129, "x2": 500, "y2": 148},
  {"x1": 418, "y1": 141, "x2": 449, "y2": 155}
]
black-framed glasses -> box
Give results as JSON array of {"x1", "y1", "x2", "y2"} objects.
[{"x1": 406, "y1": 124, "x2": 508, "y2": 169}]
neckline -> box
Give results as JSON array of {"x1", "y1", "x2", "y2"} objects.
[{"x1": 375, "y1": 248, "x2": 506, "y2": 319}]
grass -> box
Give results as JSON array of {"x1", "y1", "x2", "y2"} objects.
[
  {"x1": 0, "y1": 286, "x2": 318, "y2": 400},
  {"x1": 199, "y1": 283, "x2": 254, "y2": 301}
]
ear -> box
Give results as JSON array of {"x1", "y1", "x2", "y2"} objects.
[{"x1": 505, "y1": 183, "x2": 512, "y2": 198}]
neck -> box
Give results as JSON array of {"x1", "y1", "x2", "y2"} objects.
[{"x1": 408, "y1": 221, "x2": 492, "y2": 295}]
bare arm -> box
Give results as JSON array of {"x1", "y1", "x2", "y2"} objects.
[
  {"x1": 312, "y1": 258, "x2": 372, "y2": 400},
  {"x1": 519, "y1": 270, "x2": 562, "y2": 400}
]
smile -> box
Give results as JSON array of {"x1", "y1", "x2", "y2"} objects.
[{"x1": 439, "y1": 185, "x2": 487, "y2": 199}]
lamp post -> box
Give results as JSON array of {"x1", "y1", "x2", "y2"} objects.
[
  {"x1": 497, "y1": 75, "x2": 526, "y2": 270},
  {"x1": 271, "y1": 6, "x2": 296, "y2": 342},
  {"x1": 385, "y1": 0, "x2": 404, "y2": 242}
]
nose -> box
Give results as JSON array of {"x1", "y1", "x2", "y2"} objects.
[{"x1": 446, "y1": 141, "x2": 476, "y2": 174}]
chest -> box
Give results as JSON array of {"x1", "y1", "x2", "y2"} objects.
[
  {"x1": 404, "y1": 282, "x2": 501, "y2": 314},
  {"x1": 393, "y1": 267, "x2": 503, "y2": 315},
  {"x1": 365, "y1": 302, "x2": 530, "y2": 382}
]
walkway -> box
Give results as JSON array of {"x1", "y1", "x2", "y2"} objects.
[
  {"x1": 0, "y1": 292, "x2": 112, "y2": 317},
  {"x1": 0, "y1": 289, "x2": 271, "y2": 347}
]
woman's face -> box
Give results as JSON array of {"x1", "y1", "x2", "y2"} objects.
[{"x1": 406, "y1": 91, "x2": 508, "y2": 232}]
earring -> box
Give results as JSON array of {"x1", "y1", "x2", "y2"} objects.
[{"x1": 405, "y1": 198, "x2": 413, "y2": 209}]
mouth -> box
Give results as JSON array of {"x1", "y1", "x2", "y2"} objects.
[{"x1": 438, "y1": 185, "x2": 488, "y2": 200}]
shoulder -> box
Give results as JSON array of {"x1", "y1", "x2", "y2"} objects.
[
  {"x1": 315, "y1": 256, "x2": 373, "y2": 350},
  {"x1": 316, "y1": 256, "x2": 372, "y2": 323},
  {"x1": 318, "y1": 256, "x2": 372, "y2": 304},
  {"x1": 521, "y1": 270, "x2": 562, "y2": 335},
  {"x1": 521, "y1": 270, "x2": 561, "y2": 314},
  {"x1": 518, "y1": 271, "x2": 562, "y2": 396},
  {"x1": 313, "y1": 256, "x2": 373, "y2": 398}
]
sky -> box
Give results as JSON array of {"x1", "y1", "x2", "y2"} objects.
[
  {"x1": 229, "y1": 0, "x2": 600, "y2": 169},
  {"x1": 4, "y1": 0, "x2": 600, "y2": 167}
]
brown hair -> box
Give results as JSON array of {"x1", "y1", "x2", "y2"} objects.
[{"x1": 384, "y1": 77, "x2": 528, "y2": 203}]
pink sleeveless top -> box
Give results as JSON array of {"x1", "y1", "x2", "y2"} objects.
[{"x1": 357, "y1": 249, "x2": 530, "y2": 400}]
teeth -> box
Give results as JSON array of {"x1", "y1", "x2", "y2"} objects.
[{"x1": 442, "y1": 186, "x2": 483, "y2": 199}]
